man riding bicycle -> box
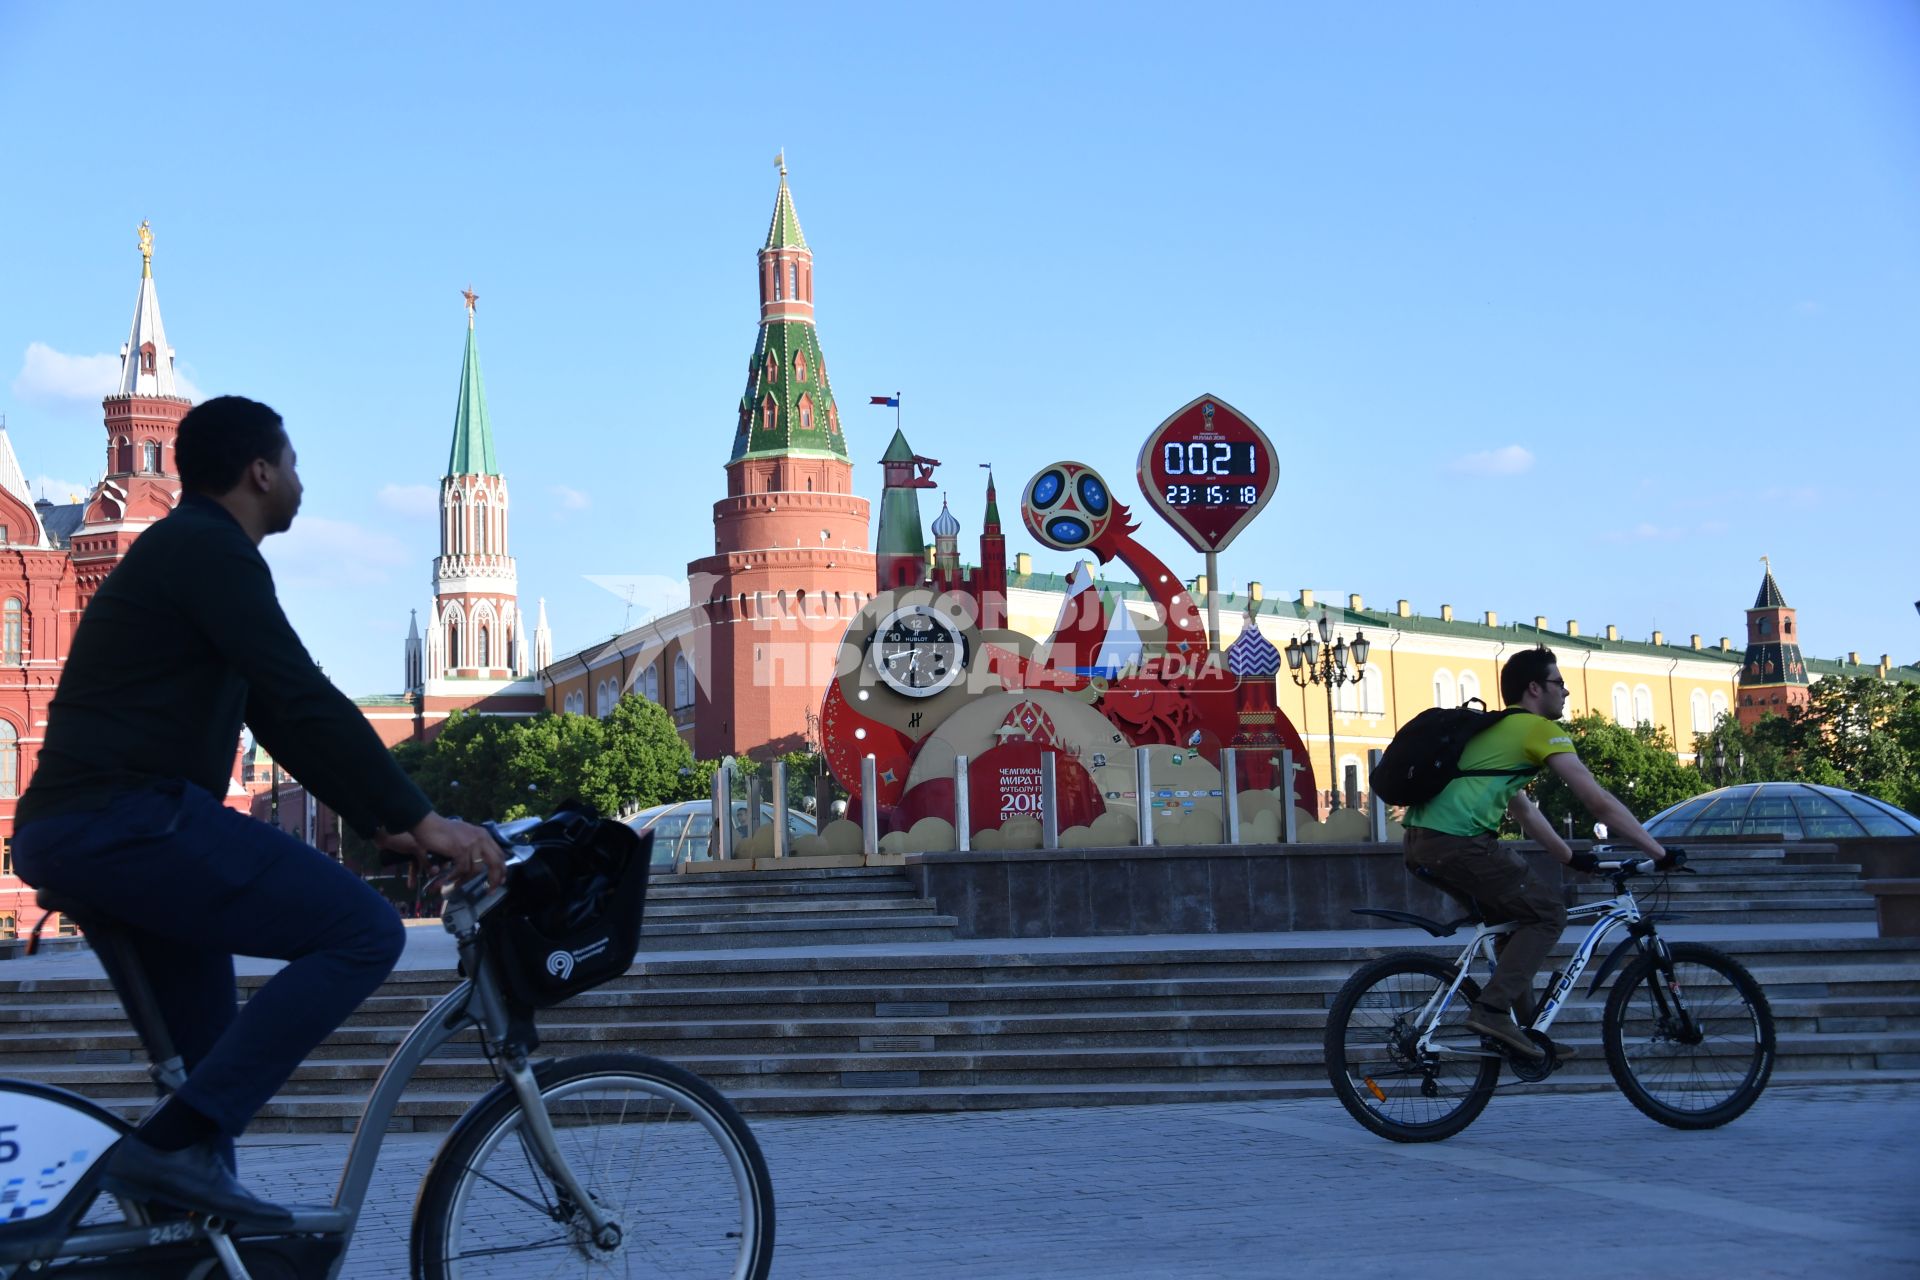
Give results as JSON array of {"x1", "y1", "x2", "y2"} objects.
[
  {"x1": 1402, "y1": 645, "x2": 1668, "y2": 1060},
  {"x1": 12, "y1": 396, "x2": 505, "y2": 1224}
]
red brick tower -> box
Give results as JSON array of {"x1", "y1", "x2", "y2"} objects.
[
  {"x1": 1736, "y1": 558, "x2": 1809, "y2": 726},
  {"x1": 689, "y1": 158, "x2": 874, "y2": 759},
  {"x1": 978, "y1": 470, "x2": 1007, "y2": 630},
  {"x1": 71, "y1": 221, "x2": 189, "y2": 606}
]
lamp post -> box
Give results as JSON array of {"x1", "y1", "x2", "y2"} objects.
[
  {"x1": 1714, "y1": 740, "x2": 1727, "y2": 787},
  {"x1": 1284, "y1": 608, "x2": 1370, "y2": 813}
]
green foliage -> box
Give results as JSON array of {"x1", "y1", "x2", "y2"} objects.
[
  {"x1": 395, "y1": 696, "x2": 695, "y2": 823},
  {"x1": 1530, "y1": 713, "x2": 1706, "y2": 834},
  {"x1": 1692, "y1": 677, "x2": 1920, "y2": 813}
]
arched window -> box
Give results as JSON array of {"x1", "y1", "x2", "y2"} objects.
[
  {"x1": 563, "y1": 690, "x2": 585, "y2": 715},
  {"x1": 447, "y1": 618, "x2": 462, "y2": 669},
  {"x1": 1690, "y1": 690, "x2": 1711, "y2": 734},
  {"x1": 1432, "y1": 669, "x2": 1457, "y2": 709},
  {"x1": 1710, "y1": 690, "x2": 1729, "y2": 723},
  {"x1": 674, "y1": 653, "x2": 695, "y2": 709},
  {"x1": 141, "y1": 442, "x2": 161, "y2": 473},
  {"x1": 641, "y1": 664, "x2": 661, "y2": 702},
  {"x1": 1361, "y1": 666, "x2": 1385, "y2": 716},
  {"x1": 1457, "y1": 669, "x2": 1482, "y2": 707},
  {"x1": 800, "y1": 397, "x2": 812, "y2": 431},
  {"x1": 477, "y1": 626, "x2": 490, "y2": 669},
  {"x1": 789, "y1": 262, "x2": 798, "y2": 300},
  {"x1": 0, "y1": 721, "x2": 17, "y2": 800},
  {"x1": 794, "y1": 351, "x2": 807, "y2": 382},
  {"x1": 2, "y1": 599, "x2": 21, "y2": 666},
  {"x1": 1632, "y1": 684, "x2": 1654, "y2": 727},
  {"x1": 773, "y1": 263, "x2": 783, "y2": 300},
  {"x1": 1611, "y1": 683, "x2": 1632, "y2": 726}
]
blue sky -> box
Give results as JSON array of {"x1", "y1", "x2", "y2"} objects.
[{"x1": 2, "y1": 2, "x2": 1915, "y2": 697}]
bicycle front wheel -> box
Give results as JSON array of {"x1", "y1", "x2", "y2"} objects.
[
  {"x1": 1325, "y1": 954, "x2": 1500, "y2": 1143},
  {"x1": 413, "y1": 1053, "x2": 775, "y2": 1280},
  {"x1": 1603, "y1": 941, "x2": 1775, "y2": 1130}
]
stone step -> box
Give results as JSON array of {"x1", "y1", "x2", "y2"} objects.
[
  {"x1": 642, "y1": 897, "x2": 944, "y2": 921},
  {"x1": 646, "y1": 878, "x2": 916, "y2": 901},
  {"x1": 632, "y1": 916, "x2": 960, "y2": 950}
]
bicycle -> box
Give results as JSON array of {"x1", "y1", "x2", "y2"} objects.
[
  {"x1": 0, "y1": 815, "x2": 776, "y2": 1279},
  {"x1": 1325, "y1": 846, "x2": 1776, "y2": 1143}
]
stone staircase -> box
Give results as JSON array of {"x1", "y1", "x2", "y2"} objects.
[
  {"x1": 1568, "y1": 842, "x2": 1876, "y2": 925},
  {"x1": 3, "y1": 933, "x2": 1915, "y2": 1130},
  {"x1": 637, "y1": 866, "x2": 960, "y2": 950}
]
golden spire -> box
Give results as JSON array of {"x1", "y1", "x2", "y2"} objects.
[
  {"x1": 137, "y1": 219, "x2": 153, "y2": 278},
  {"x1": 1761, "y1": 554, "x2": 1770, "y2": 575},
  {"x1": 462, "y1": 285, "x2": 478, "y2": 328},
  {"x1": 775, "y1": 149, "x2": 786, "y2": 178}
]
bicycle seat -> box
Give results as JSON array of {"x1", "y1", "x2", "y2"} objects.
[{"x1": 34, "y1": 890, "x2": 188, "y2": 1094}]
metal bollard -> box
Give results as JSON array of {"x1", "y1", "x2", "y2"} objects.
[
  {"x1": 745, "y1": 775, "x2": 763, "y2": 834},
  {"x1": 1220, "y1": 747, "x2": 1240, "y2": 845},
  {"x1": 1040, "y1": 751, "x2": 1059, "y2": 850},
  {"x1": 1136, "y1": 746, "x2": 1154, "y2": 847},
  {"x1": 954, "y1": 754, "x2": 971, "y2": 852},
  {"x1": 771, "y1": 760, "x2": 789, "y2": 859},
  {"x1": 1280, "y1": 750, "x2": 1297, "y2": 845},
  {"x1": 860, "y1": 754, "x2": 879, "y2": 856},
  {"x1": 711, "y1": 763, "x2": 734, "y2": 863},
  {"x1": 1367, "y1": 749, "x2": 1389, "y2": 843}
]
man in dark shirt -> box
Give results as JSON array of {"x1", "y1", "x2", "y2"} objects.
[{"x1": 13, "y1": 395, "x2": 503, "y2": 1223}]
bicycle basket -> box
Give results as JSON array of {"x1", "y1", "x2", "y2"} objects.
[{"x1": 484, "y1": 809, "x2": 653, "y2": 1010}]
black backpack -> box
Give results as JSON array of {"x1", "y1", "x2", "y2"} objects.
[{"x1": 1370, "y1": 699, "x2": 1539, "y2": 806}]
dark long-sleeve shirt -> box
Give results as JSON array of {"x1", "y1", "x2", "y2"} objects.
[{"x1": 18, "y1": 493, "x2": 432, "y2": 838}]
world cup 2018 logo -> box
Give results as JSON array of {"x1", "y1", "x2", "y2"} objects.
[
  {"x1": 1022, "y1": 461, "x2": 1114, "y2": 552},
  {"x1": 546, "y1": 950, "x2": 575, "y2": 980}
]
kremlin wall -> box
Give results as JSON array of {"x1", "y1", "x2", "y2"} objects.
[{"x1": 3, "y1": 177, "x2": 1917, "y2": 940}]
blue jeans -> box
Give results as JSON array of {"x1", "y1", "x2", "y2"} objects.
[{"x1": 12, "y1": 781, "x2": 405, "y2": 1138}]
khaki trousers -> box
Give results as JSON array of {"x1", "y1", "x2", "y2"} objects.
[{"x1": 1404, "y1": 827, "x2": 1567, "y2": 1017}]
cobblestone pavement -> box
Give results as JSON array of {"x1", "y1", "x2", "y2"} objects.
[{"x1": 226, "y1": 1082, "x2": 1920, "y2": 1278}]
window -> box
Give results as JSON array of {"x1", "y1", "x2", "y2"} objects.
[
  {"x1": 1432, "y1": 669, "x2": 1457, "y2": 709},
  {"x1": 2, "y1": 837, "x2": 11, "y2": 877},
  {"x1": 0, "y1": 720, "x2": 17, "y2": 799},
  {"x1": 57, "y1": 916, "x2": 77, "y2": 937},
  {"x1": 477, "y1": 626, "x2": 490, "y2": 669},
  {"x1": 674, "y1": 653, "x2": 695, "y2": 709},
  {"x1": 773, "y1": 264, "x2": 782, "y2": 300},
  {"x1": 0, "y1": 526, "x2": 8, "y2": 545},
  {"x1": 3, "y1": 599, "x2": 21, "y2": 665},
  {"x1": 0, "y1": 913, "x2": 15, "y2": 942},
  {"x1": 563, "y1": 689, "x2": 586, "y2": 715},
  {"x1": 1457, "y1": 669, "x2": 1482, "y2": 707},
  {"x1": 789, "y1": 262, "x2": 798, "y2": 299},
  {"x1": 1611, "y1": 684, "x2": 1631, "y2": 726},
  {"x1": 795, "y1": 351, "x2": 807, "y2": 382},
  {"x1": 1632, "y1": 684, "x2": 1654, "y2": 727},
  {"x1": 1710, "y1": 691, "x2": 1729, "y2": 722},
  {"x1": 1361, "y1": 666, "x2": 1385, "y2": 716},
  {"x1": 1690, "y1": 690, "x2": 1711, "y2": 734},
  {"x1": 141, "y1": 441, "x2": 160, "y2": 473},
  {"x1": 800, "y1": 397, "x2": 812, "y2": 431},
  {"x1": 447, "y1": 619, "x2": 462, "y2": 669}
]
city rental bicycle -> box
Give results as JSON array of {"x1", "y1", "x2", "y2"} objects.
[
  {"x1": 0, "y1": 814, "x2": 776, "y2": 1279},
  {"x1": 1325, "y1": 847, "x2": 1776, "y2": 1143}
]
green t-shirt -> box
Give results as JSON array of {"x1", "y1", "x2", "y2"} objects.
[{"x1": 1404, "y1": 711, "x2": 1577, "y2": 837}]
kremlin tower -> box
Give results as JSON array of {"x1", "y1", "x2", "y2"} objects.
[
  {"x1": 687, "y1": 158, "x2": 875, "y2": 759},
  {"x1": 1736, "y1": 559, "x2": 1809, "y2": 726}
]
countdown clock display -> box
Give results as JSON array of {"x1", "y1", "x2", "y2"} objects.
[{"x1": 1135, "y1": 394, "x2": 1278, "y2": 554}]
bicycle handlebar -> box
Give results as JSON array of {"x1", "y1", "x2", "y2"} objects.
[{"x1": 1589, "y1": 845, "x2": 1689, "y2": 876}]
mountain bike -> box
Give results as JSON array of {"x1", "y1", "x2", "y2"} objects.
[
  {"x1": 0, "y1": 816, "x2": 776, "y2": 1279},
  {"x1": 1325, "y1": 846, "x2": 1775, "y2": 1142}
]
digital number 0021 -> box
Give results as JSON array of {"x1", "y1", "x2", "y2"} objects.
[{"x1": 1161, "y1": 441, "x2": 1255, "y2": 477}]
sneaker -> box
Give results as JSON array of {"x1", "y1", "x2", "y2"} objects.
[
  {"x1": 101, "y1": 1136, "x2": 293, "y2": 1225},
  {"x1": 1463, "y1": 1005, "x2": 1546, "y2": 1060},
  {"x1": 1547, "y1": 1037, "x2": 1580, "y2": 1062}
]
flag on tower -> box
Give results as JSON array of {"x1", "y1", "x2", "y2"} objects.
[{"x1": 869, "y1": 395, "x2": 899, "y2": 407}]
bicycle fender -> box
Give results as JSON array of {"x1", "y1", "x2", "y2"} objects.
[{"x1": 1586, "y1": 935, "x2": 1646, "y2": 998}]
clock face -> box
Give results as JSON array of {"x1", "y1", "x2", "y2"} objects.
[{"x1": 868, "y1": 604, "x2": 968, "y2": 698}]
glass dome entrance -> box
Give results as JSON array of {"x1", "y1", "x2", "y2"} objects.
[{"x1": 1645, "y1": 783, "x2": 1920, "y2": 841}]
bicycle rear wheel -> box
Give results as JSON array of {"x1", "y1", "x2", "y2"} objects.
[
  {"x1": 413, "y1": 1053, "x2": 774, "y2": 1280},
  {"x1": 1325, "y1": 955, "x2": 1500, "y2": 1142},
  {"x1": 1603, "y1": 941, "x2": 1775, "y2": 1130}
]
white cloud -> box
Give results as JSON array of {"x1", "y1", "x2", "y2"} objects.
[
  {"x1": 582, "y1": 573, "x2": 689, "y2": 624},
  {"x1": 261, "y1": 515, "x2": 413, "y2": 588},
  {"x1": 550, "y1": 484, "x2": 591, "y2": 511},
  {"x1": 1446, "y1": 445, "x2": 1535, "y2": 477},
  {"x1": 29, "y1": 475, "x2": 92, "y2": 505},
  {"x1": 376, "y1": 483, "x2": 438, "y2": 518},
  {"x1": 11, "y1": 341, "x2": 202, "y2": 409}
]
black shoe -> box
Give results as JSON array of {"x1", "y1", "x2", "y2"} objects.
[
  {"x1": 101, "y1": 1136, "x2": 293, "y2": 1225},
  {"x1": 1462, "y1": 1005, "x2": 1546, "y2": 1060}
]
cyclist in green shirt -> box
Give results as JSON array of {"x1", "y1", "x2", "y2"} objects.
[{"x1": 1403, "y1": 646, "x2": 1668, "y2": 1059}]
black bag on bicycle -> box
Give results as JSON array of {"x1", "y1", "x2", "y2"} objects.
[
  {"x1": 484, "y1": 806, "x2": 653, "y2": 1011},
  {"x1": 1370, "y1": 699, "x2": 1537, "y2": 806}
]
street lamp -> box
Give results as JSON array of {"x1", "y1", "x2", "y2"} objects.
[
  {"x1": 1714, "y1": 740, "x2": 1727, "y2": 787},
  {"x1": 1285, "y1": 608, "x2": 1370, "y2": 813}
]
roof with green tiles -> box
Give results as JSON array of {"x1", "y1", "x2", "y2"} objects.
[
  {"x1": 447, "y1": 320, "x2": 498, "y2": 477},
  {"x1": 764, "y1": 173, "x2": 808, "y2": 251}
]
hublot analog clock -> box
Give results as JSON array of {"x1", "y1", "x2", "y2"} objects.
[{"x1": 867, "y1": 603, "x2": 969, "y2": 698}]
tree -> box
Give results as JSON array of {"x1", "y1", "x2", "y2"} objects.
[
  {"x1": 1531, "y1": 713, "x2": 1705, "y2": 835},
  {"x1": 1792, "y1": 676, "x2": 1917, "y2": 810},
  {"x1": 597, "y1": 694, "x2": 697, "y2": 814}
]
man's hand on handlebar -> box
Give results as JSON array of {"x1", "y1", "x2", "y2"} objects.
[{"x1": 391, "y1": 813, "x2": 507, "y2": 891}]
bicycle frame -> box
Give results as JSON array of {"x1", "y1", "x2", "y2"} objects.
[
  {"x1": 1412, "y1": 887, "x2": 1656, "y2": 1059},
  {"x1": 3, "y1": 822, "x2": 619, "y2": 1280}
]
